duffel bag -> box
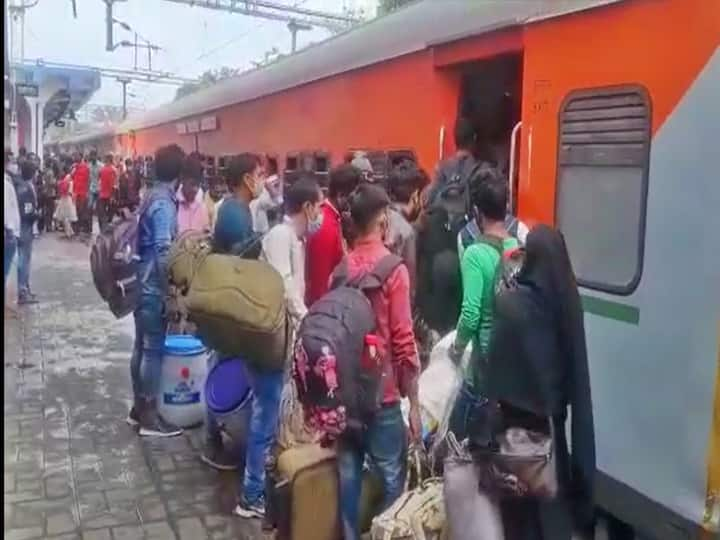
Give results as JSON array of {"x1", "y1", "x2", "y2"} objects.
[
  {"x1": 370, "y1": 447, "x2": 445, "y2": 540},
  {"x1": 168, "y1": 230, "x2": 213, "y2": 291},
  {"x1": 185, "y1": 254, "x2": 288, "y2": 370}
]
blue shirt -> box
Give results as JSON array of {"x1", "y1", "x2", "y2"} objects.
[
  {"x1": 137, "y1": 182, "x2": 177, "y2": 297},
  {"x1": 213, "y1": 198, "x2": 258, "y2": 255}
]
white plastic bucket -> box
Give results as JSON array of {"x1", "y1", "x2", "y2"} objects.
[{"x1": 158, "y1": 335, "x2": 209, "y2": 428}]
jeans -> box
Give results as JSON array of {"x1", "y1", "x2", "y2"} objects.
[
  {"x1": 17, "y1": 226, "x2": 33, "y2": 296},
  {"x1": 130, "y1": 294, "x2": 167, "y2": 400},
  {"x1": 338, "y1": 404, "x2": 407, "y2": 540},
  {"x1": 205, "y1": 352, "x2": 222, "y2": 446},
  {"x1": 4, "y1": 233, "x2": 17, "y2": 292},
  {"x1": 240, "y1": 365, "x2": 283, "y2": 504},
  {"x1": 448, "y1": 382, "x2": 494, "y2": 446},
  {"x1": 97, "y1": 198, "x2": 112, "y2": 232}
]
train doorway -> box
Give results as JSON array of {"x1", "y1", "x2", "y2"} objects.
[{"x1": 456, "y1": 52, "x2": 523, "y2": 212}]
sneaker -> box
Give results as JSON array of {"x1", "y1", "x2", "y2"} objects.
[
  {"x1": 125, "y1": 405, "x2": 140, "y2": 427},
  {"x1": 201, "y1": 444, "x2": 238, "y2": 471},
  {"x1": 233, "y1": 496, "x2": 265, "y2": 519},
  {"x1": 138, "y1": 400, "x2": 183, "y2": 438},
  {"x1": 17, "y1": 294, "x2": 39, "y2": 306}
]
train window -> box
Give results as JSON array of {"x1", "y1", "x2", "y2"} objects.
[
  {"x1": 556, "y1": 86, "x2": 651, "y2": 295},
  {"x1": 285, "y1": 154, "x2": 298, "y2": 172},
  {"x1": 388, "y1": 149, "x2": 417, "y2": 168},
  {"x1": 266, "y1": 155, "x2": 279, "y2": 177}
]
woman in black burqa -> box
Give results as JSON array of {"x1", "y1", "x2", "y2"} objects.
[{"x1": 487, "y1": 224, "x2": 596, "y2": 540}]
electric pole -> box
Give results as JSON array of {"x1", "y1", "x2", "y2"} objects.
[
  {"x1": 116, "y1": 77, "x2": 131, "y2": 120},
  {"x1": 288, "y1": 20, "x2": 312, "y2": 53}
]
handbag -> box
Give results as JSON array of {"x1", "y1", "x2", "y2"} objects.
[
  {"x1": 370, "y1": 446, "x2": 446, "y2": 540},
  {"x1": 474, "y1": 420, "x2": 558, "y2": 500}
]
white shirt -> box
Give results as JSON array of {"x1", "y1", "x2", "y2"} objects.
[
  {"x1": 260, "y1": 218, "x2": 307, "y2": 326},
  {"x1": 4, "y1": 174, "x2": 20, "y2": 237}
]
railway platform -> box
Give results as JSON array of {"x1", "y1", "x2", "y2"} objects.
[{"x1": 4, "y1": 235, "x2": 260, "y2": 540}]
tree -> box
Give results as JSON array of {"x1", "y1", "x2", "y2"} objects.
[
  {"x1": 174, "y1": 66, "x2": 241, "y2": 101},
  {"x1": 378, "y1": 0, "x2": 414, "y2": 15}
]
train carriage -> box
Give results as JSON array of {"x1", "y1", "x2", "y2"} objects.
[{"x1": 57, "y1": 1, "x2": 720, "y2": 537}]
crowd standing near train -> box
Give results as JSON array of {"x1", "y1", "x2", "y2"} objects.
[{"x1": 5, "y1": 114, "x2": 597, "y2": 539}]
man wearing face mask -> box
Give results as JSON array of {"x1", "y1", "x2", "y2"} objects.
[
  {"x1": 213, "y1": 153, "x2": 265, "y2": 257},
  {"x1": 202, "y1": 153, "x2": 266, "y2": 473},
  {"x1": 305, "y1": 164, "x2": 362, "y2": 305},
  {"x1": 260, "y1": 175, "x2": 322, "y2": 329},
  {"x1": 232, "y1": 176, "x2": 324, "y2": 520}
]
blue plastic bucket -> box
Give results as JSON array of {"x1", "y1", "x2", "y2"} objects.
[
  {"x1": 205, "y1": 357, "x2": 253, "y2": 454},
  {"x1": 158, "y1": 335, "x2": 209, "y2": 428}
]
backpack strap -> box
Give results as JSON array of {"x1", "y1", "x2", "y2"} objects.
[
  {"x1": 352, "y1": 254, "x2": 404, "y2": 292},
  {"x1": 477, "y1": 234, "x2": 504, "y2": 256},
  {"x1": 329, "y1": 258, "x2": 350, "y2": 290}
]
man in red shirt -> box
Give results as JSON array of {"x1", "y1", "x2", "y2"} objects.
[
  {"x1": 336, "y1": 183, "x2": 421, "y2": 540},
  {"x1": 97, "y1": 154, "x2": 118, "y2": 230},
  {"x1": 72, "y1": 153, "x2": 91, "y2": 235},
  {"x1": 305, "y1": 164, "x2": 361, "y2": 305}
]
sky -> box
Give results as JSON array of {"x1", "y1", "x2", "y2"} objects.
[{"x1": 15, "y1": 0, "x2": 378, "y2": 115}]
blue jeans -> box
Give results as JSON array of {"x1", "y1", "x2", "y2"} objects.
[
  {"x1": 130, "y1": 294, "x2": 167, "y2": 400},
  {"x1": 16, "y1": 226, "x2": 33, "y2": 296},
  {"x1": 4, "y1": 233, "x2": 16, "y2": 293},
  {"x1": 338, "y1": 404, "x2": 407, "y2": 540},
  {"x1": 205, "y1": 352, "x2": 223, "y2": 446},
  {"x1": 448, "y1": 382, "x2": 493, "y2": 446},
  {"x1": 241, "y1": 365, "x2": 283, "y2": 504}
]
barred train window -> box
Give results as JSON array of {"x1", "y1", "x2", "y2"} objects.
[{"x1": 556, "y1": 87, "x2": 651, "y2": 295}]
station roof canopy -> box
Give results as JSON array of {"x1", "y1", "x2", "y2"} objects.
[{"x1": 12, "y1": 61, "x2": 101, "y2": 124}]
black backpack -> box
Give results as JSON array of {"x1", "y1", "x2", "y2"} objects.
[
  {"x1": 293, "y1": 254, "x2": 403, "y2": 446},
  {"x1": 15, "y1": 181, "x2": 38, "y2": 225}
]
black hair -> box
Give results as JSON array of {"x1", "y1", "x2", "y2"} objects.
[
  {"x1": 469, "y1": 168, "x2": 507, "y2": 222},
  {"x1": 285, "y1": 175, "x2": 321, "y2": 214},
  {"x1": 154, "y1": 144, "x2": 185, "y2": 182},
  {"x1": 387, "y1": 160, "x2": 423, "y2": 203},
  {"x1": 225, "y1": 152, "x2": 261, "y2": 189},
  {"x1": 181, "y1": 155, "x2": 203, "y2": 182},
  {"x1": 454, "y1": 117, "x2": 476, "y2": 150},
  {"x1": 328, "y1": 163, "x2": 362, "y2": 199},
  {"x1": 20, "y1": 160, "x2": 36, "y2": 181},
  {"x1": 349, "y1": 183, "x2": 390, "y2": 232},
  {"x1": 125, "y1": 158, "x2": 133, "y2": 166}
]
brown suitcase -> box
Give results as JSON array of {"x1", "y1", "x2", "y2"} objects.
[{"x1": 266, "y1": 444, "x2": 382, "y2": 540}]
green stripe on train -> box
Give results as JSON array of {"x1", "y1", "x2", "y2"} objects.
[{"x1": 581, "y1": 295, "x2": 640, "y2": 325}]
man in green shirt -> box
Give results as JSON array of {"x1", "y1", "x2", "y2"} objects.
[{"x1": 448, "y1": 174, "x2": 518, "y2": 445}]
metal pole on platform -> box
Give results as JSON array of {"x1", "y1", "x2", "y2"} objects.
[{"x1": 117, "y1": 77, "x2": 131, "y2": 120}]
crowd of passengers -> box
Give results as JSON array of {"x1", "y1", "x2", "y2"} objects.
[{"x1": 4, "y1": 117, "x2": 595, "y2": 540}]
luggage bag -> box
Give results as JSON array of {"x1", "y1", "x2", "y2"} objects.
[{"x1": 266, "y1": 443, "x2": 382, "y2": 540}]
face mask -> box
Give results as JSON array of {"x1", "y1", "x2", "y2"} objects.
[{"x1": 306, "y1": 210, "x2": 324, "y2": 236}]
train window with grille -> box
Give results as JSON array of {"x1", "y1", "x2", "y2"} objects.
[
  {"x1": 556, "y1": 86, "x2": 651, "y2": 295},
  {"x1": 285, "y1": 154, "x2": 298, "y2": 173}
]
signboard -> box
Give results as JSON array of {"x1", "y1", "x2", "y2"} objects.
[
  {"x1": 176, "y1": 122, "x2": 187, "y2": 135},
  {"x1": 16, "y1": 83, "x2": 39, "y2": 98},
  {"x1": 200, "y1": 115, "x2": 218, "y2": 132},
  {"x1": 186, "y1": 119, "x2": 200, "y2": 134}
]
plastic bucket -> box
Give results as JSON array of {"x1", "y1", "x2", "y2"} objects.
[
  {"x1": 205, "y1": 356, "x2": 253, "y2": 455},
  {"x1": 158, "y1": 335, "x2": 209, "y2": 428}
]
